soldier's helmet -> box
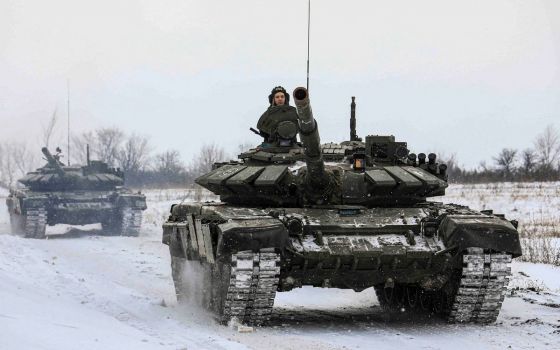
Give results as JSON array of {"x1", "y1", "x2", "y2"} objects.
[{"x1": 268, "y1": 86, "x2": 290, "y2": 105}]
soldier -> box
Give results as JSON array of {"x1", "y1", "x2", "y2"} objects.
[
  {"x1": 53, "y1": 147, "x2": 64, "y2": 165},
  {"x1": 256, "y1": 86, "x2": 299, "y2": 146}
]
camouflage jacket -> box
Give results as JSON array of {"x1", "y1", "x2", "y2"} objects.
[{"x1": 256, "y1": 105, "x2": 299, "y2": 142}]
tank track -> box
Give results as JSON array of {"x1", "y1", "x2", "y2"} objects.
[
  {"x1": 221, "y1": 248, "x2": 281, "y2": 325},
  {"x1": 24, "y1": 208, "x2": 47, "y2": 239},
  {"x1": 120, "y1": 207, "x2": 143, "y2": 236},
  {"x1": 447, "y1": 247, "x2": 512, "y2": 324},
  {"x1": 374, "y1": 248, "x2": 512, "y2": 324}
]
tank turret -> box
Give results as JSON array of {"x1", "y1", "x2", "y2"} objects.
[
  {"x1": 19, "y1": 147, "x2": 124, "y2": 191},
  {"x1": 196, "y1": 89, "x2": 450, "y2": 206},
  {"x1": 41, "y1": 147, "x2": 65, "y2": 177}
]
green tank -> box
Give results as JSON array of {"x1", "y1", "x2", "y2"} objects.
[
  {"x1": 162, "y1": 87, "x2": 521, "y2": 326},
  {"x1": 6, "y1": 147, "x2": 147, "y2": 238}
]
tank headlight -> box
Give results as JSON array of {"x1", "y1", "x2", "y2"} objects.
[{"x1": 352, "y1": 151, "x2": 366, "y2": 172}]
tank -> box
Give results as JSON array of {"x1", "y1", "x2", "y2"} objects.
[
  {"x1": 162, "y1": 87, "x2": 521, "y2": 326},
  {"x1": 6, "y1": 147, "x2": 147, "y2": 238}
]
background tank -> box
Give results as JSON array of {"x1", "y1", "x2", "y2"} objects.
[
  {"x1": 6, "y1": 147, "x2": 147, "y2": 238},
  {"x1": 163, "y1": 87, "x2": 521, "y2": 326}
]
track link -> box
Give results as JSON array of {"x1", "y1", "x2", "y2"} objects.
[
  {"x1": 24, "y1": 207, "x2": 47, "y2": 239},
  {"x1": 448, "y1": 248, "x2": 512, "y2": 324},
  {"x1": 221, "y1": 248, "x2": 281, "y2": 325}
]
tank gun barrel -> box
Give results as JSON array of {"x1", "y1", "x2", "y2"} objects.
[
  {"x1": 293, "y1": 87, "x2": 328, "y2": 189},
  {"x1": 41, "y1": 147, "x2": 65, "y2": 177}
]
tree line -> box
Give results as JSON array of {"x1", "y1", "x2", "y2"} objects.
[
  {"x1": 1, "y1": 115, "x2": 559, "y2": 188},
  {"x1": 0, "y1": 124, "x2": 229, "y2": 189},
  {"x1": 69, "y1": 128, "x2": 229, "y2": 187},
  {"x1": 444, "y1": 125, "x2": 560, "y2": 183}
]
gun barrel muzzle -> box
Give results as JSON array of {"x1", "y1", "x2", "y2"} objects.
[
  {"x1": 293, "y1": 87, "x2": 315, "y2": 134},
  {"x1": 293, "y1": 87, "x2": 328, "y2": 190}
]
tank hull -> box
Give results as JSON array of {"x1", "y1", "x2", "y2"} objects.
[
  {"x1": 163, "y1": 201, "x2": 520, "y2": 325},
  {"x1": 7, "y1": 189, "x2": 146, "y2": 238}
]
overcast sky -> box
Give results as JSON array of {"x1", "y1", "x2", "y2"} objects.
[{"x1": 1, "y1": 0, "x2": 559, "y2": 168}]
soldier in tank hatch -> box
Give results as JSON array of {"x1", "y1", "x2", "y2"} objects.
[{"x1": 256, "y1": 86, "x2": 300, "y2": 146}]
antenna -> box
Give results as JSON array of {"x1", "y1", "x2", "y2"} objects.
[
  {"x1": 350, "y1": 96, "x2": 356, "y2": 141},
  {"x1": 350, "y1": 96, "x2": 361, "y2": 141},
  {"x1": 306, "y1": 0, "x2": 311, "y2": 90},
  {"x1": 67, "y1": 79, "x2": 70, "y2": 166}
]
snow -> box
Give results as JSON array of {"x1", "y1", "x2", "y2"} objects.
[{"x1": 1, "y1": 185, "x2": 559, "y2": 350}]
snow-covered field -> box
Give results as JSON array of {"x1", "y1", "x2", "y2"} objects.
[{"x1": 1, "y1": 184, "x2": 559, "y2": 350}]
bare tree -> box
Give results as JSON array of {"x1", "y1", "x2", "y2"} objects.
[
  {"x1": 155, "y1": 150, "x2": 184, "y2": 175},
  {"x1": 116, "y1": 134, "x2": 151, "y2": 172},
  {"x1": 12, "y1": 142, "x2": 36, "y2": 175},
  {"x1": 534, "y1": 125, "x2": 560, "y2": 174},
  {"x1": 0, "y1": 143, "x2": 10, "y2": 188},
  {"x1": 41, "y1": 109, "x2": 58, "y2": 148},
  {"x1": 95, "y1": 128, "x2": 124, "y2": 166},
  {"x1": 0, "y1": 142, "x2": 38, "y2": 188},
  {"x1": 191, "y1": 143, "x2": 227, "y2": 177},
  {"x1": 493, "y1": 148, "x2": 517, "y2": 178},
  {"x1": 70, "y1": 128, "x2": 125, "y2": 166},
  {"x1": 70, "y1": 131, "x2": 96, "y2": 165},
  {"x1": 520, "y1": 148, "x2": 536, "y2": 176}
]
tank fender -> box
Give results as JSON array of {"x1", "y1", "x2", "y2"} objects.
[
  {"x1": 216, "y1": 218, "x2": 288, "y2": 256},
  {"x1": 116, "y1": 194, "x2": 147, "y2": 210},
  {"x1": 438, "y1": 215, "x2": 522, "y2": 257},
  {"x1": 162, "y1": 223, "x2": 173, "y2": 246}
]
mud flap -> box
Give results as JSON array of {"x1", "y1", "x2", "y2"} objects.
[
  {"x1": 201, "y1": 224, "x2": 215, "y2": 263},
  {"x1": 162, "y1": 223, "x2": 173, "y2": 245},
  {"x1": 186, "y1": 215, "x2": 200, "y2": 259},
  {"x1": 166, "y1": 224, "x2": 184, "y2": 257},
  {"x1": 6, "y1": 197, "x2": 15, "y2": 213},
  {"x1": 164, "y1": 221, "x2": 201, "y2": 261},
  {"x1": 192, "y1": 217, "x2": 207, "y2": 260}
]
